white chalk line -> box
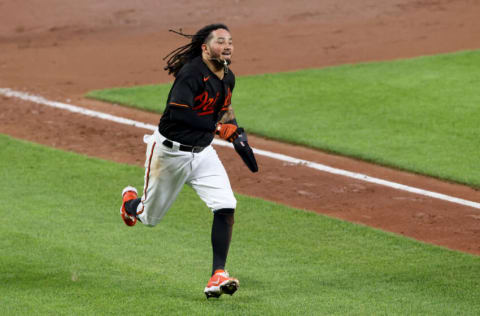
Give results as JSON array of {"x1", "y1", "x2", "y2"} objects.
[{"x1": 1, "y1": 87, "x2": 479, "y2": 210}]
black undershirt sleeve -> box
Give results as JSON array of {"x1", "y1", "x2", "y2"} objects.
[{"x1": 169, "y1": 107, "x2": 216, "y2": 132}]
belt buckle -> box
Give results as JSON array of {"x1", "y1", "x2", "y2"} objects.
[{"x1": 192, "y1": 145, "x2": 203, "y2": 153}]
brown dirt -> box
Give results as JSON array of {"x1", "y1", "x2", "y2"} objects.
[{"x1": 1, "y1": 0, "x2": 480, "y2": 255}]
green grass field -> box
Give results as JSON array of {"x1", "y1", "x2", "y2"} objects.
[
  {"x1": 1, "y1": 135, "x2": 480, "y2": 315},
  {"x1": 87, "y1": 50, "x2": 480, "y2": 188}
]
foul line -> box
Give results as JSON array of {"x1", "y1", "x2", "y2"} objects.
[{"x1": 1, "y1": 87, "x2": 479, "y2": 210}]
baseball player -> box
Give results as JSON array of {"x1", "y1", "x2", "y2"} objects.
[{"x1": 119, "y1": 23, "x2": 257, "y2": 299}]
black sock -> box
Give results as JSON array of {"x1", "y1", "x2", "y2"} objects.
[
  {"x1": 125, "y1": 198, "x2": 141, "y2": 216},
  {"x1": 211, "y1": 209, "x2": 235, "y2": 275}
]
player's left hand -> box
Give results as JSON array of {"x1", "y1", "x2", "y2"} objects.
[{"x1": 216, "y1": 123, "x2": 239, "y2": 142}]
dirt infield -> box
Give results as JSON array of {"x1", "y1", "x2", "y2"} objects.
[{"x1": 1, "y1": 0, "x2": 480, "y2": 255}]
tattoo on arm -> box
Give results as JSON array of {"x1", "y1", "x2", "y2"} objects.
[{"x1": 220, "y1": 106, "x2": 236, "y2": 124}]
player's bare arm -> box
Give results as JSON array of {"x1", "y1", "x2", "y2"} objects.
[{"x1": 219, "y1": 106, "x2": 236, "y2": 124}]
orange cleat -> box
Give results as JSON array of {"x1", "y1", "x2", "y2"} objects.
[
  {"x1": 120, "y1": 186, "x2": 138, "y2": 226},
  {"x1": 204, "y1": 269, "x2": 239, "y2": 299}
]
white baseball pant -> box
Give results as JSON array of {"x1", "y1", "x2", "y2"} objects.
[{"x1": 136, "y1": 129, "x2": 237, "y2": 226}]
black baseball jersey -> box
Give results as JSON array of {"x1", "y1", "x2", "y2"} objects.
[{"x1": 158, "y1": 56, "x2": 235, "y2": 147}]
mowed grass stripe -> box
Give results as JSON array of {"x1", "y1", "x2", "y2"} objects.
[
  {"x1": 0, "y1": 134, "x2": 479, "y2": 315},
  {"x1": 87, "y1": 50, "x2": 480, "y2": 188}
]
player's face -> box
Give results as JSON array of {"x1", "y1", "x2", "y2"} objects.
[{"x1": 205, "y1": 29, "x2": 234, "y2": 63}]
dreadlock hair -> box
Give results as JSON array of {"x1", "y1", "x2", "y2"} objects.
[{"x1": 163, "y1": 23, "x2": 230, "y2": 77}]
